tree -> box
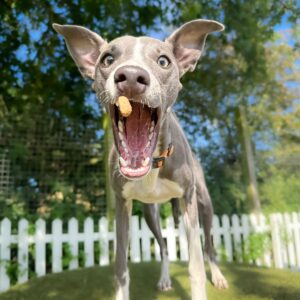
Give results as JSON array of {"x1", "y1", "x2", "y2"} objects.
[{"x1": 251, "y1": 28, "x2": 300, "y2": 212}]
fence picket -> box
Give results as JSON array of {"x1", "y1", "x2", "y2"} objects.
[
  {"x1": 68, "y1": 218, "x2": 79, "y2": 270},
  {"x1": 18, "y1": 219, "x2": 29, "y2": 284},
  {"x1": 241, "y1": 214, "x2": 250, "y2": 263},
  {"x1": 165, "y1": 218, "x2": 177, "y2": 261},
  {"x1": 283, "y1": 213, "x2": 296, "y2": 268},
  {"x1": 35, "y1": 219, "x2": 46, "y2": 277},
  {"x1": 0, "y1": 218, "x2": 11, "y2": 291},
  {"x1": 270, "y1": 214, "x2": 283, "y2": 268},
  {"x1": 52, "y1": 219, "x2": 63, "y2": 273},
  {"x1": 277, "y1": 214, "x2": 288, "y2": 268},
  {"x1": 292, "y1": 212, "x2": 300, "y2": 269},
  {"x1": 141, "y1": 218, "x2": 151, "y2": 261},
  {"x1": 231, "y1": 214, "x2": 242, "y2": 262},
  {"x1": 130, "y1": 216, "x2": 141, "y2": 263},
  {"x1": 260, "y1": 214, "x2": 272, "y2": 267},
  {"x1": 222, "y1": 215, "x2": 233, "y2": 262},
  {"x1": 212, "y1": 215, "x2": 222, "y2": 261},
  {"x1": 84, "y1": 218, "x2": 94, "y2": 267},
  {"x1": 99, "y1": 217, "x2": 109, "y2": 266}
]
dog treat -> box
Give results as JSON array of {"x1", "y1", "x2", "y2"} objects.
[{"x1": 117, "y1": 96, "x2": 132, "y2": 117}]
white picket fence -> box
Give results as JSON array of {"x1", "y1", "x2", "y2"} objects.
[{"x1": 0, "y1": 212, "x2": 300, "y2": 292}]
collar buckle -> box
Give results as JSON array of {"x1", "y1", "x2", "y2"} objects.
[{"x1": 152, "y1": 143, "x2": 174, "y2": 169}]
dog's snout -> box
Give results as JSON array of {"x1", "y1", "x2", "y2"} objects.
[{"x1": 114, "y1": 66, "x2": 150, "y2": 96}]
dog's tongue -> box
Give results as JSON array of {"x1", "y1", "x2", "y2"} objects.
[{"x1": 125, "y1": 102, "x2": 151, "y2": 152}]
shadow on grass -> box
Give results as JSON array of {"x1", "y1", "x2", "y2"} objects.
[
  {"x1": 130, "y1": 262, "x2": 191, "y2": 300},
  {"x1": 171, "y1": 276, "x2": 190, "y2": 300},
  {"x1": 0, "y1": 265, "x2": 115, "y2": 300},
  {"x1": 226, "y1": 263, "x2": 300, "y2": 300}
]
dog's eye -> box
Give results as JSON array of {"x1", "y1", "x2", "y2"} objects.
[
  {"x1": 101, "y1": 54, "x2": 115, "y2": 67},
  {"x1": 157, "y1": 55, "x2": 170, "y2": 68}
]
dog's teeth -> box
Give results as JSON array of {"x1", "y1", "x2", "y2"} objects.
[
  {"x1": 142, "y1": 157, "x2": 150, "y2": 167},
  {"x1": 146, "y1": 141, "x2": 150, "y2": 148},
  {"x1": 121, "y1": 141, "x2": 126, "y2": 148},
  {"x1": 150, "y1": 122, "x2": 154, "y2": 133},
  {"x1": 118, "y1": 121, "x2": 124, "y2": 132},
  {"x1": 119, "y1": 156, "x2": 128, "y2": 167},
  {"x1": 124, "y1": 147, "x2": 129, "y2": 153},
  {"x1": 118, "y1": 132, "x2": 124, "y2": 141},
  {"x1": 149, "y1": 132, "x2": 153, "y2": 140}
]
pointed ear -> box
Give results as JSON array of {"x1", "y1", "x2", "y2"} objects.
[
  {"x1": 53, "y1": 23, "x2": 107, "y2": 79},
  {"x1": 165, "y1": 19, "x2": 224, "y2": 77}
]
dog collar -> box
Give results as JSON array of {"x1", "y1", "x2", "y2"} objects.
[{"x1": 152, "y1": 143, "x2": 174, "y2": 169}]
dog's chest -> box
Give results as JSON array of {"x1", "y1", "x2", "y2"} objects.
[{"x1": 122, "y1": 169, "x2": 184, "y2": 203}]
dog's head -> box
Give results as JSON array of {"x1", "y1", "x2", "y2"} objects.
[{"x1": 53, "y1": 19, "x2": 224, "y2": 179}]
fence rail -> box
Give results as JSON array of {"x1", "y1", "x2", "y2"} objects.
[{"x1": 0, "y1": 212, "x2": 300, "y2": 292}]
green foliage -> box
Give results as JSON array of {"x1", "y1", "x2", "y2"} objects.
[
  {"x1": 217, "y1": 245, "x2": 228, "y2": 263},
  {"x1": 204, "y1": 158, "x2": 247, "y2": 216},
  {"x1": 242, "y1": 232, "x2": 271, "y2": 263},
  {"x1": 132, "y1": 201, "x2": 173, "y2": 219},
  {"x1": 27, "y1": 223, "x2": 36, "y2": 235},
  {"x1": 160, "y1": 202, "x2": 172, "y2": 219},
  {"x1": 62, "y1": 244, "x2": 75, "y2": 269},
  {"x1": 261, "y1": 173, "x2": 300, "y2": 213},
  {"x1": 3, "y1": 259, "x2": 19, "y2": 285},
  {"x1": 132, "y1": 201, "x2": 143, "y2": 218},
  {"x1": 61, "y1": 243, "x2": 88, "y2": 269}
]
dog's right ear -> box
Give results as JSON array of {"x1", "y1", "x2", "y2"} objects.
[{"x1": 53, "y1": 24, "x2": 107, "y2": 80}]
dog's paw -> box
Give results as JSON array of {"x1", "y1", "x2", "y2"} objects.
[
  {"x1": 157, "y1": 277, "x2": 172, "y2": 291},
  {"x1": 212, "y1": 272, "x2": 229, "y2": 289}
]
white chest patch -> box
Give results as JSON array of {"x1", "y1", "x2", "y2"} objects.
[{"x1": 122, "y1": 169, "x2": 184, "y2": 203}]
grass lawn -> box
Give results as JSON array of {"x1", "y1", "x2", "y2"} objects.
[{"x1": 1, "y1": 262, "x2": 300, "y2": 300}]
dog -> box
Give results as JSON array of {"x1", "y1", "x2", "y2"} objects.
[{"x1": 53, "y1": 19, "x2": 228, "y2": 300}]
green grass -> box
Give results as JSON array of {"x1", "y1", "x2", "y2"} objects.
[{"x1": 1, "y1": 262, "x2": 300, "y2": 300}]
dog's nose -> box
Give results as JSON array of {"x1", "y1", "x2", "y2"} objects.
[{"x1": 114, "y1": 66, "x2": 150, "y2": 96}]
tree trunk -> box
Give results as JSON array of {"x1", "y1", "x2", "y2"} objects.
[
  {"x1": 103, "y1": 113, "x2": 115, "y2": 226},
  {"x1": 235, "y1": 105, "x2": 261, "y2": 213}
]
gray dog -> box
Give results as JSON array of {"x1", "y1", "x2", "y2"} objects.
[{"x1": 53, "y1": 19, "x2": 228, "y2": 300}]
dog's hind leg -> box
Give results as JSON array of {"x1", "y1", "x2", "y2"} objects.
[
  {"x1": 181, "y1": 185, "x2": 207, "y2": 300},
  {"x1": 196, "y1": 166, "x2": 228, "y2": 289},
  {"x1": 198, "y1": 197, "x2": 228, "y2": 289},
  {"x1": 143, "y1": 203, "x2": 172, "y2": 291}
]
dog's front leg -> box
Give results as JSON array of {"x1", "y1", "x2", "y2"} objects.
[
  {"x1": 115, "y1": 195, "x2": 132, "y2": 300},
  {"x1": 181, "y1": 185, "x2": 207, "y2": 300}
]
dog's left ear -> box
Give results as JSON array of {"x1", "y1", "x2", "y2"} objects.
[{"x1": 165, "y1": 19, "x2": 224, "y2": 77}]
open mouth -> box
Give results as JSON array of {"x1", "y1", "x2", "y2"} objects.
[{"x1": 110, "y1": 101, "x2": 160, "y2": 179}]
